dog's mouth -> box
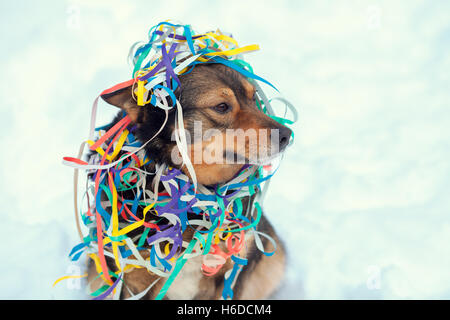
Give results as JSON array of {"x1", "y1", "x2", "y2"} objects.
[
  {"x1": 222, "y1": 150, "x2": 283, "y2": 165},
  {"x1": 222, "y1": 151, "x2": 249, "y2": 164}
]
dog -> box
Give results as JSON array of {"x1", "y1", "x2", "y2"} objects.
[{"x1": 86, "y1": 62, "x2": 292, "y2": 299}]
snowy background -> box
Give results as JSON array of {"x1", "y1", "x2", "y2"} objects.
[{"x1": 1, "y1": 0, "x2": 449, "y2": 299}]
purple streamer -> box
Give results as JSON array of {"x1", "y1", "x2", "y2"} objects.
[
  {"x1": 138, "y1": 60, "x2": 164, "y2": 81},
  {"x1": 160, "y1": 167, "x2": 182, "y2": 181}
]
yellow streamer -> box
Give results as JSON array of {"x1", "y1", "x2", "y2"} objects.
[
  {"x1": 109, "y1": 172, "x2": 121, "y2": 273},
  {"x1": 164, "y1": 243, "x2": 176, "y2": 262},
  {"x1": 52, "y1": 273, "x2": 88, "y2": 287},
  {"x1": 137, "y1": 80, "x2": 145, "y2": 106}
]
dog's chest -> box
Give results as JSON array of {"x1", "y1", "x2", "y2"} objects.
[{"x1": 165, "y1": 255, "x2": 204, "y2": 299}]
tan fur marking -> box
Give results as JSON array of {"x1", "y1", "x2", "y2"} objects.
[
  {"x1": 87, "y1": 261, "x2": 107, "y2": 295},
  {"x1": 121, "y1": 267, "x2": 165, "y2": 299},
  {"x1": 182, "y1": 160, "x2": 243, "y2": 185},
  {"x1": 181, "y1": 138, "x2": 244, "y2": 185},
  {"x1": 123, "y1": 101, "x2": 140, "y2": 123}
]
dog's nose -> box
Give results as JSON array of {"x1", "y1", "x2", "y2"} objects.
[{"x1": 278, "y1": 125, "x2": 292, "y2": 151}]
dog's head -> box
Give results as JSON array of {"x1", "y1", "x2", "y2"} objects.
[{"x1": 101, "y1": 63, "x2": 292, "y2": 185}]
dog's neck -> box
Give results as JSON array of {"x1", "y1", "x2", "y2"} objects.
[{"x1": 141, "y1": 161, "x2": 260, "y2": 216}]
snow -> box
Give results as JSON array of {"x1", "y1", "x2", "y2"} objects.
[{"x1": 0, "y1": 0, "x2": 449, "y2": 299}]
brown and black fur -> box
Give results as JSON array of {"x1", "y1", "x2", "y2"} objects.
[{"x1": 86, "y1": 63, "x2": 292, "y2": 299}]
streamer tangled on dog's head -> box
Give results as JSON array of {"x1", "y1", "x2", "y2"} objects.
[{"x1": 57, "y1": 21, "x2": 298, "y2": 300}]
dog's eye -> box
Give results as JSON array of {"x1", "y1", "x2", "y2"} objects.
[{"x1": 212, "y1": 103, "x2": 231, "y2": 114}]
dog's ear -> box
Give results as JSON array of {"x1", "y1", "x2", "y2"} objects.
[{"x1": 101, "y1": 85, "x2": 141, "y2": 123}]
